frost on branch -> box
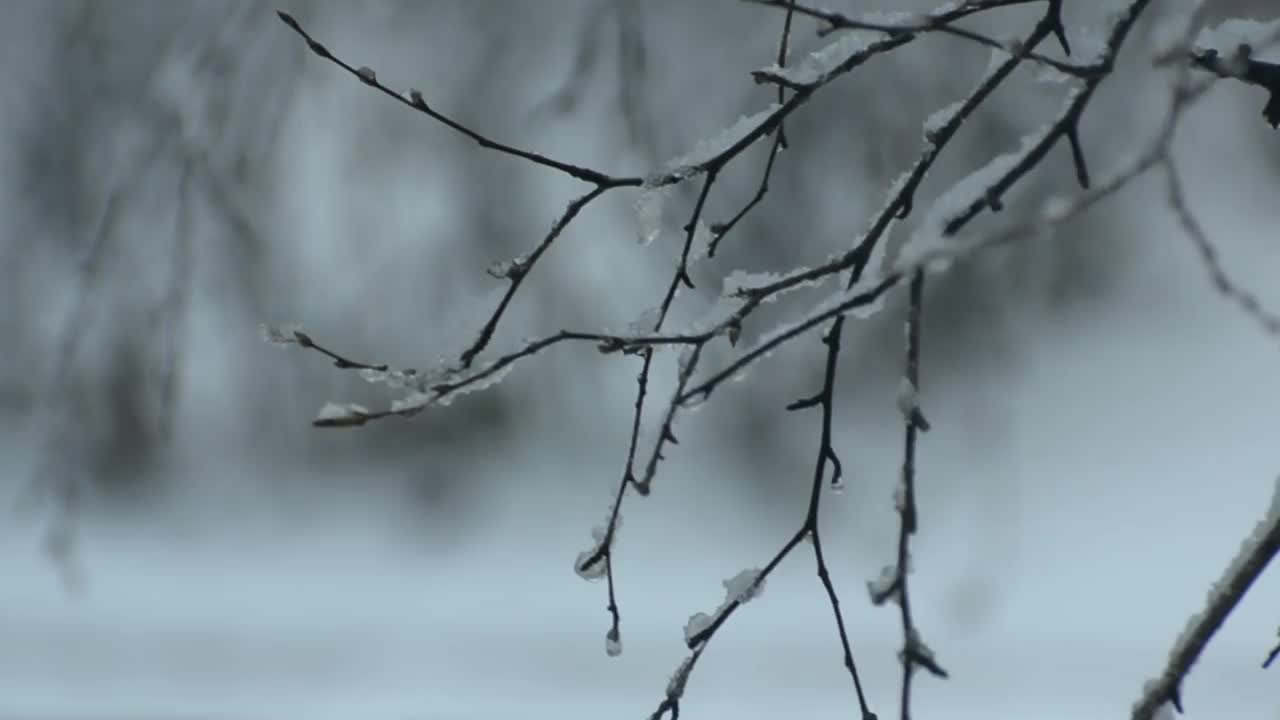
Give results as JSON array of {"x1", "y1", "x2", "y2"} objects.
[
  {"x1": 661, "y1": 103, "x2": 782, "y2": 175},
  {"x1": 903, "y1": 113, "x2": 1068, "y2": 264},
  {"x1": 433, "y1": 361, "x2": 515, "y2": 408},
  {"x1": 923, "y1": 100, "x2": 965, "y2": 145},
  {"x1": 1132, "y1": 477, "x2": 1280, "y2": 719},
  {"x1": 756, "y1": 30, "x2": 888, "y2": 87},
  {"x1": 359, "y1": 366, "x2": 419, "y2": 390},
  {"x1": 724, "y1": 266, "x2": 831, "y2": 304}
]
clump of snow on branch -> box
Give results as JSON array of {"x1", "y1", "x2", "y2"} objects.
[
  {"x1": 896, "y1": 375, "x2": 929, "y2": 430},
  {"x1": 682, "y1": 612, "x2": 713, "y2": 645},
  {"x1": 724, "y1": 567, "x2": 766, "y2": 603},
  {"x1": 359, "y1": 367, "x2": 419, "y2": 390},
  {"x1": 574, "y1": 525, "x2": 611, "y2": 583},
  {"x1": 486, "y1": 254, "x2": 530, "y2": 280},
  {"x1": 682, "y1": 567, "x2": 766, "y2": 648},
  {"x1": 1196, "y1": 19, "x2": 1280, "y2": 62},
  {"x1": 923, "y1": 100, "x2": 965, "y2": 144},
  {"x1": 902, "y1": 626, "x2": 946, "y2": 675},
  {"x1": 574, "y1": 497, "x2": 624, "y2": 583},
  {"x1": 867, "y1": 564, "x2": 899, "y2": 605},
  {"x1": 605, "y1": 627, "x2": 622, "y2": 657},
  {"x1": 313, "y1": 401, "x2": 370, "y2": 425}
]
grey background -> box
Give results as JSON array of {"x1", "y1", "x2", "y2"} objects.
[{"x1": 1, "y1": 0, "x2": 1279, "y2": 717}]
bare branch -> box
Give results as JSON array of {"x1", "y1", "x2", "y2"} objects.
[{"x1": 275, "y1": 10, "x2": 641, "y2": 187}]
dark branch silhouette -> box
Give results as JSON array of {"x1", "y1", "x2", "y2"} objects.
[{"x1": 268, "y1": 2, "x2": 1280, "y2": 718}]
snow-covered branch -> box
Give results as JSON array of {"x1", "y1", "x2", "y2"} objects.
[
  {"x1": 268, "y1": 1, "x2": 1280, "y2": 718},
  {"x1": 1131, "y1": 477, "x2": 1280, "y2": 720}
]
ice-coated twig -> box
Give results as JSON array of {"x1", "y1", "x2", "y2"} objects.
[{"x1": 1131, "y1": 476, "x2": 1280, "y2": 720}]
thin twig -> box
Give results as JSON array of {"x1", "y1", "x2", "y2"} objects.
[{"x1": 1131, "y1": 478, "x2": 1280, "y2": 720}]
